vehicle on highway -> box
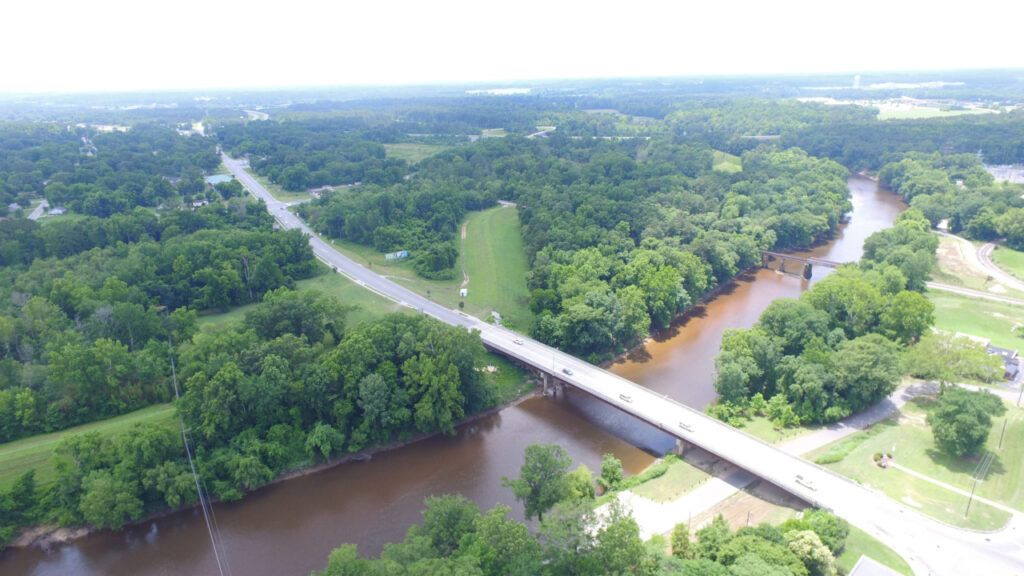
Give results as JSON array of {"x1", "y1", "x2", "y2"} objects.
[
  {"x1": 562, "y1": 367, "x2": 573, "y2": 376},
  {"x1": 619, "y1": 394, "x2": 633, "y2": 403},
  {"x1": 679, "y1": 421, "x2": 693, "y2": 432},
  {"x1": 795, "y1": 474, "x2": 816, "y2": 490},
  {"x1": 513, "y1": 338, "x2": 524, "y2": 345}
]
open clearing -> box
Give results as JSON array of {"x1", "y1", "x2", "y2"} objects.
[
  {"x1": 712, "y1": 150, "x2": 742, "y2": 173},
  {"x1": 0, "y1": 404, "x2": 177, "y2": 490},
  {"x1": 808, "y1": 396, "x2": 1022, "y2": 530},
  {"x1": 197, "y1": 260, "x2": 410, "y2": 332},
  {"x1": 927, "y1": 291, "x2": 1024, "y2": 350},
  {"x1": 317, "y1": 205, "x2": 533, "y2": 332},
  {"x1": 383, "y1": 143, "x2": 450, "y2": 164}
]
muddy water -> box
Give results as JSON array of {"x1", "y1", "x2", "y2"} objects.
[
  {"x1": 610, "y1": 174, "x2": 907, "y2": 405},
  {"x1": 1, "y1": 175, "x2": 905, "y2": 576}
]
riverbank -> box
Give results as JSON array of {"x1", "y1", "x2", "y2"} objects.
[{"x1": 7, "y1": 381, "x2": 543, "y2": 553}]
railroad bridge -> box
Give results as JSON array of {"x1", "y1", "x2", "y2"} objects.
[{"x1": 759, "y1": 250, "x2": 843, "y2": 278}]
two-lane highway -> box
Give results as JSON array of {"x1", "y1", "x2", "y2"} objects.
[{"x1": 223, "y1": 155, "x2": 1024, "y2": 576}]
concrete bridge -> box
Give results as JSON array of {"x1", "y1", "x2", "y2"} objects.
[{"x1": 222, "y1": 154, "x2": 1024, "y2": 576}]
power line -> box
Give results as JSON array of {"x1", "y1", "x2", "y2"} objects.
[{"x1": 170, "y1": 339, "x2": 229, "y2": 576}]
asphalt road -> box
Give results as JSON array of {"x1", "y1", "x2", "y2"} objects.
[
  {"x1": 979, "y1": 242, "x2": 1024, "y2": 293},
  {"x1": 222, "y1": 155, "x2": 1024, "y2": 576},
  {"x1": 926, "y1": 281, "x2": 1024, "y2": 307}
]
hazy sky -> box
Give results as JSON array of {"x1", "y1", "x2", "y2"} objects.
[{"x1": 2, "y1": 0, "x2": 1021, "y2": 92}]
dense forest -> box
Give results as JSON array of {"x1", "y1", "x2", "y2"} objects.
[
  {"x1": 1, "y1": 298, "x2": 493, "y2": 543},
  {"x1": 0, "y1": 123, "x2": 220, "y2": 214},
  {"x1": 711, "y1": 209, "x2": 939, "y2": 426},
  {"x1": 290, "y1": 134, "x2": 851, "y2": 359}
]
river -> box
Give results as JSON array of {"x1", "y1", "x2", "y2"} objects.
[{"x1": 1, "y1": 174, "x2": 906, "y2": 576}]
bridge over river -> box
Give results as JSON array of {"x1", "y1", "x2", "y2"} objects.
[{"x1": 223, "y1": 155, "x2": 1024, "y2": 576}]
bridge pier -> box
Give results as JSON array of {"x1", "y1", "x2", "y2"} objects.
[
  {"x1": 803, "y1": 263, "x2": 813, "y2": 279},
  {"x1": 540, "y1": 372, "x2": 564, "y2": 397},
  {"x1": 670, "y1": 438, "x2": 690, "y2": 456}
]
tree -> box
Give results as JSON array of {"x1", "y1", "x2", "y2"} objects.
[
  {"x1": 830, "y1": 334, "x2": 901, "y2": 414},
  {"x1": 786, "y1": 530, "x2": 837, "y2": 576},
  {"x1": 671, "y1": 522, "x2": 692, "y2": 558},
  {"x1": 502, "y1": 444, "x2": 571, "y2": 520},
  {"x1": 879, "y1": 291, "x2": 934, "y2": 345},
  {"x1": 78, "y1": 470, "x2": 143, "y2": 530},
  {"x1": 598, "y1": 453, "x2": 623, "y2": 492},
  {"x1": 421, "y1": 494, "x2": 481, "y2": 557},
  {"x1": 462, "y1": 504, "x2": 542, "y2": 576},
  {"x1": 927, "y1": 388, "x2": 1007, "y2": 457}
]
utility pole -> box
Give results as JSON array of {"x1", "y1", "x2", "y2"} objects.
[{"x1": 965, "y1": 451, "x2": 994, "y2": 518}]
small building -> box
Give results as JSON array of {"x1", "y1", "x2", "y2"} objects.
[
  {"x1": 47, "y1": 206, "x2": 67, "y2": 216},
  {"x1": 459, "y1": 288, "x2": 468, "y2": 297},
  {"x1": 191, "y1": 199, "x2": 209, "y2": 209},
  {"x1": 987, "y1": 345, "x2": 1020, "y2": 380},
  {"x1": 7, "y1": 203, "x2": 20, "y2": 213}
]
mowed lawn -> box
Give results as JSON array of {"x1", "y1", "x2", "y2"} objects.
[
  {"x1": 460, "y1": 206, "x2": 533, "y2": 331},
  {"x1": 319, "y1": 205, "x2": 533, "y2": 332},
  {"x1": 197, "y1": 261, "x2": 411, "y2": 332},
  {"x1": 808, "y1": 397, "x2": 1022, "y2": 530},
  {"x1": 927, "y1": 291, "x2": 1024, "y2": 350},
  {"x1": 837, "y1": 525, "x2": 913, "y2": 576},
  {"x1": 0, "y1": 404, "x2": 178, "y2": 490},
  {"x1": 383, "y1": 143, "x2": 450, "y2": 164},
  {"x1": 712, "y1": 150, "x2": 742, "y2": 173},
  {"x1": 990, "y1": 244, "x2": 1024, "y2": 282}
]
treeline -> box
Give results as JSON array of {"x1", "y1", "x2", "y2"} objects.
[
  {"x1": 877, "y1": 152, "x2": 1024, "y2": 249},
  {"x1": 0, "y1": 122, "x2": 220, "y2": 215},
  {"x1": 218, "y1": 119, "x2": 409, "y2": 190},
  {"x1": 0, "y1": 199, "x2": 271, "y2": 266},
  {"x1": 0, "y1": 300, "x2": 493, "y2": 545},
  {"x1": 311, "y1": 444, "x2": 850, "y2": 576},
  {"x1": 666, "y1": 98, "x2": 877, "y2": 155},
  {"x1": 712, "y1": 210, "x2": 938, "y2": 426},
  {"x1": 0, "y1": 204, "x2": 315, "y2": 442},
  {"x1": 785, "y1": 112, "x2": 1024, "y2": 170}
]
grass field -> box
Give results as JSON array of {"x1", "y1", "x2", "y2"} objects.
[
  {"x1": 927, "y1": 291, "x2": 1024, "y2": 350},
  {"x1": 712, "y1": 150, "x2": 742, "y2": 173},
  {"x1": 738, "y1": 415, "x2": 815, "y2": 445},
  {"x1": 990, "y1": 245, "x2": 1024, "y2": 281},
  {"x1": 836, "y1": 525, "x2": 913, "y2": 576},
  {"x1": 630, "y1": 459, "x2": 710, "y2": 503},
  {"x1": 383, "y1": 143, "x2": 450, "y2": 164},
  {"x1": 481, "y1": 128, "x2": 508, "y2": 137},
  {"x1": 197, "y1": 260, "x2": 411, "y2": 332},
  {"x1": 0, "y1": 404, "x2": 178, "y2": 490},
  {"x1": 318, "y1": 205, "x2": 533, "y2": 332},
  {"x1": 808, "y1": 397, "x2": 1022, "y2": 530}
]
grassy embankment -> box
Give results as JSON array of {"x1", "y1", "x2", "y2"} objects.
[
  {"x1": 0, "y1": 404, "x2": 178, "y2": 491},
  {"x1": 808, "y1": 396, "x2": 1022, "y2": 531},
  {"x1": 930, "y1": 234, "x2": 1024, "y2": 299},
  {"x1": 712, "y1": 150, "x2": 742, "y2": 173},
  {"x1": 836, "y1": 526, "x2": 914, "y2": 576},
  {"x1": 243, "y1": 167, "x2": 313, "y2": 203},
  {"x1": 990, "y1": 244, "x2": 1024, "y2": 282},
  {"x1": 314, "y1": 205, "x2": 534, "y2": 332},
  {"x1": 382, "y1": 143, "x2": 450, "y2": 164}
]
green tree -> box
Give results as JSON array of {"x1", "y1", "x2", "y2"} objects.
[
  {"x1": 786, "y1": 530, "x2": 837, "y2": 576},
  {"x1": 671, "y1": 522, "x2": 692, "y2": 558},
  {"x1": 927, "y1": 388, "x2": 1007, "y2": 457},
  {"x1": 502, "y1": 444, "x2": 571, "y2": 520},
  {"x1": 879, "y1": 291, "x2": 934, "y2": 345},
  {"x1": 421, "y1": 494, "x2": 481, "y2": 557},
  {"x1": 78, "y1": 470, "x2": 144, "y2": 530},
  {"x1": 598, "y1": 453, "x2": 623, "y2": 492}
]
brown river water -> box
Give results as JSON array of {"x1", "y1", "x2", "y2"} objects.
[{"x1": 0, "y1": 175, "x2": 905, "y2": 576}]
